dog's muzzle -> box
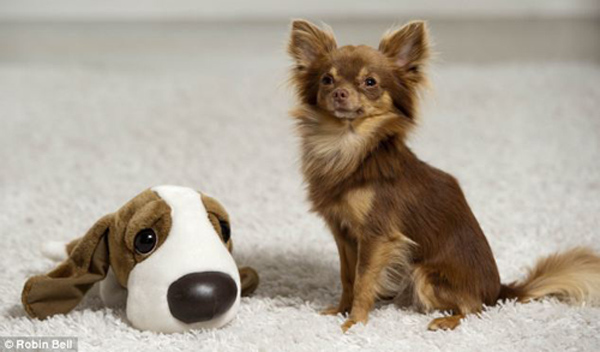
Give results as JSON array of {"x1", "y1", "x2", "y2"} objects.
[{"x1": 167, "y1": 272, "x2": 237, "y2": 324}]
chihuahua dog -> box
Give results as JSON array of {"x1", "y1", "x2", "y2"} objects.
[{"x1": 287, "y1": 19, "x2": 600, "y2": 331}]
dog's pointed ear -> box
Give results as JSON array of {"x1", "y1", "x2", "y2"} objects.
[
  {"x1": 379, "y1": 21, "x2": 430, "y2": 75},
  {"x1": 239, "y1": 266, "x2": 259, "y2": 297},
  {"x1": 22, "y1": 214, "x2": 113, "y2": 319},
  {"x1": 288, "y1": 19, "x2": 337, "y2": 70}
]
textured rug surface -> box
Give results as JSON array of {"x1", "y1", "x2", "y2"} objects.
[{"x1": 1, "y1": 60, "x2": 599, "y2": 351}]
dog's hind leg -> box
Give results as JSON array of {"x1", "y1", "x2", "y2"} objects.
[{"x1": 412, "y1": 265, "x2": 483, "y2": 331}]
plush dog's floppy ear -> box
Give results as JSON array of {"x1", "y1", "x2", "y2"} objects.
[
  {"x1": 239, "y1": 266, "x2": 259, "y2": 296},
  {"x1": 201, "y1": 193, "x2": 232, "y2": 247},
  {"x1": 22, "y1": 214, "x2": 113, "y2": 319},
  {"x1": 288, "y1": 19, "x2": 337, "y2": 70},
  {"x1": 379, "y1": 21, "x2": 430, "y2": 78},
  {"x1": 200, "y1": 193, "x2": 259, "y2": 296}
]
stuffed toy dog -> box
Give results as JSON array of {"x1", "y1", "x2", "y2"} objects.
[{"x1": 22, "y1": 185, "x2": 259, "y2": 333}]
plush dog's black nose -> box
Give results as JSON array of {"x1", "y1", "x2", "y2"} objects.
[{"x1": 167, "y1": 272, "x2": 237, "y2": 324}]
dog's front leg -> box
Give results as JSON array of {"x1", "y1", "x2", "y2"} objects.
[
  {"x1": 341, "y1": 237, "x2": 396, "y2": 332},
  {"x1": 321, "y1": 225, "x2": 357, "y2": 316}
]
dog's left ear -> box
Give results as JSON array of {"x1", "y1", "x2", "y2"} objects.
[
  {"x1": 22, "y1": 214, "x2": 113, "y2": 319},
  {"x1": 379, "y1": 21, "x2": 430, "y2": 77}
]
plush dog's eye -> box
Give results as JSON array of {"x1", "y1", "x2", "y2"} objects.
[
  {"x1": 219, "y1": 220, "x2": 231, "y2": 243},
  {"x1": 321, "y1": 75, "x2": 333, "y2": 85},
  {"x1": 134, "y1": 228, "x2": 157, "y2": 254},
  {"x1": 365, "y1": 77, "x2": 377, "y2": 87}
]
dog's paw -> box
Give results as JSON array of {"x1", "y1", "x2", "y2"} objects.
[
  {"x1": 341, "y1": 316, "x2": 367, "y2": 333},
  {"x1": 320, "y1": 306, "x2": 341, "y2": 316},
  {"x1": 320, "y1": 305, "x2": 350, "y2": 316},
  {"x1": 427, "y1": 315, "x2": 463, "y2": 331}
]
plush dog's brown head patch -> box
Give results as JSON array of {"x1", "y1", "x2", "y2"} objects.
[
  {"x1": 288, "y1": 20, "x2": 430, "y2": 124},
  {"x1": 93, "y1": 190, "x2": 232, "y2": 286}
]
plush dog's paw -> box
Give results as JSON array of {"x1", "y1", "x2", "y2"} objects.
[{"x1": 41, "y1": 241, "x2": 68, "y2": 261}]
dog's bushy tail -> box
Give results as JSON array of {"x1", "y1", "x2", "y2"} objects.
[{"x1": 499, "y1": 247, "x2": 600, "y2": 306}]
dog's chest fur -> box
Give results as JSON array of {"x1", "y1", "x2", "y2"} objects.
[
  {"x1": 297, "y1": 115, "x2": 405, "y2": 238},
  {"x1": 323, "y1": 186, "x2": 376, "y2": 232}
]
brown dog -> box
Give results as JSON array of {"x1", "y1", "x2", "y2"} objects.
[{"x1": 287, "y1": 19, "x2": 600, "y2": 331}]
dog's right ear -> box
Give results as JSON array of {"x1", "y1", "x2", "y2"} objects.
[
  {"x1": 288, "y1": 19, "x2": 337, "y2": 70},
  {"x1": 22, "y1": 214, "x2": 113, "y2": 319}
]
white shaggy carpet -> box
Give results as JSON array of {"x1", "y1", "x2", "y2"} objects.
[{"x1": 1, "y1": 59, "x2": 599, "y2": 352}]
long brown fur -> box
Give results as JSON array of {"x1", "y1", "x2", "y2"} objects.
[{"x1": 287, "y1": 19, "x2": 600, "y2": 331}]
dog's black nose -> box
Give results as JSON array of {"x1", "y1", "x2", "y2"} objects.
[
  {"x1": 167, "y1": 272, "x2": 237, "y2": 324},
  {"x1": 332, "y1": 88, "x2": 349, "y2": 102}
]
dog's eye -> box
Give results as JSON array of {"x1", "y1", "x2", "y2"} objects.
[
  {"x1": 219, "y1": 220, "x2": 231, "y2": 243},
  {"x1": 321, "y1": 75, "x2": 334, "y2": 85},
  {"x1": 134, "y1": 228, "x2": 157, "y2": 254},
  {"x1": 365, "y1": 77, "x2": 377, "y2": 87}
]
